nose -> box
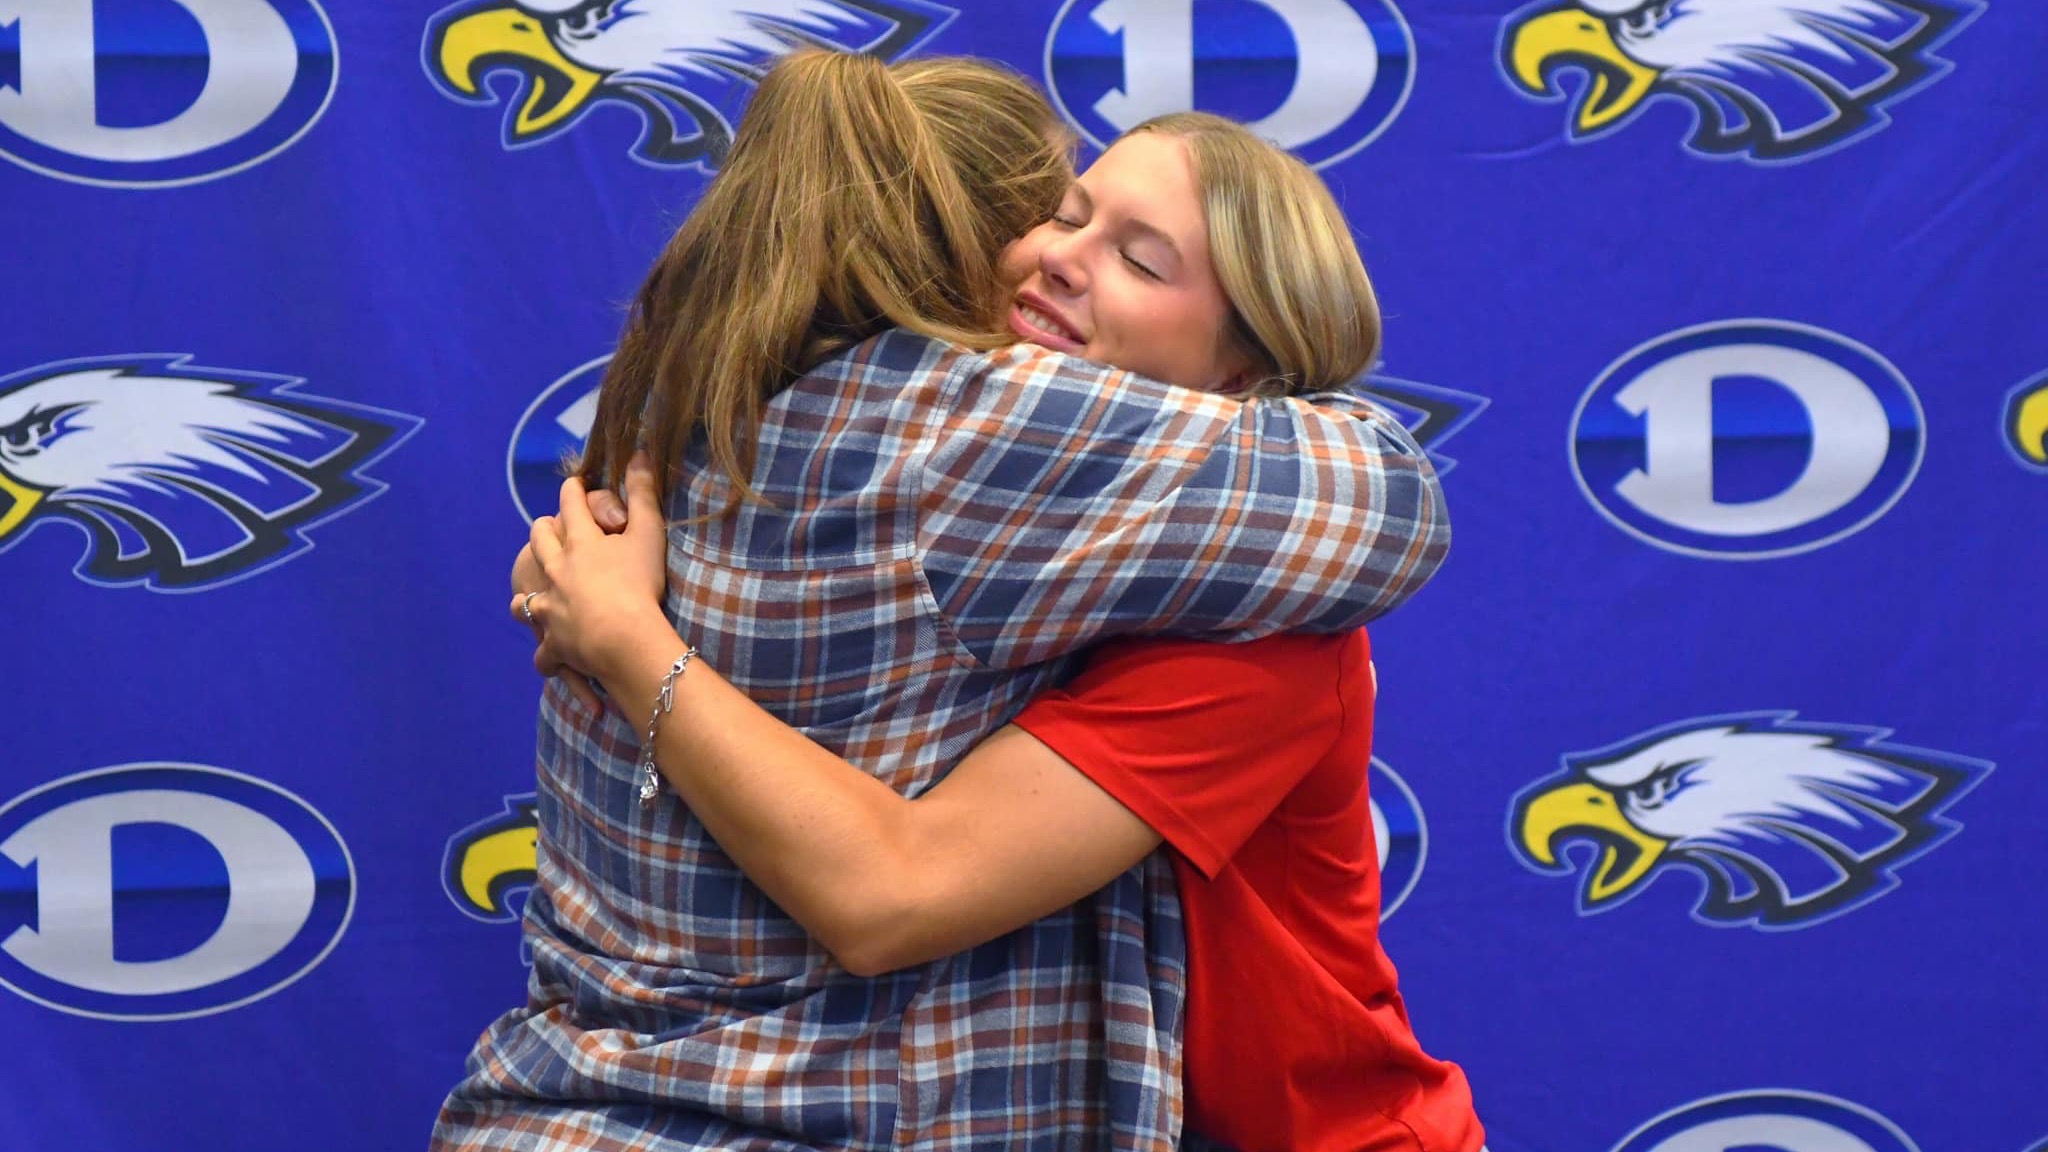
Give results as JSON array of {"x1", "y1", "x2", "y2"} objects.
[{"x1": 1038, "y1": 227, "x2": 1088, "y2": 295}]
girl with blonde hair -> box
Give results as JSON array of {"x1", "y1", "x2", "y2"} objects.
[
  {"x1": 446, "y1": 47, "x2": 1451, "y2": 1151},
  {"x1": 510, "y1": 107, "x2": 1482, "y2": 1151}
]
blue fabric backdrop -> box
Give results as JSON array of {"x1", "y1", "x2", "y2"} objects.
[{"x1": 3, "y1": 2, "x2": 2041, "y2": 1150}]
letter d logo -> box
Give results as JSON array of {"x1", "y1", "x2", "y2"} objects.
[
  {"x1": 1570, "y1": 320, "x2": 1924, "y2": 559},
  {"x1": 1044, "y1": 0, "x2": 1414, "y2": 169},
  {"x1": 0, "y1": 0, "x2": 338, "y2": 186},
  {"x1": 0, "y1": 764, "x2": 354, "y2": 1020}
]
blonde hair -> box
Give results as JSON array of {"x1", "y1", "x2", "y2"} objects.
[
  {"x1": 579, "y1": 51, "x2": 1070, "y2": 506},
  {"x1": 1130, "y1": 112, "x2": 1381, "y2": 398}
]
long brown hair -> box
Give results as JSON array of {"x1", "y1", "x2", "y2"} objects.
[
  {"x1": 1130, "y1": 112, "x2": 1382, "y2": 398},
  {"x1": 578, "y1": 51, "x2": 1070, "y2": 508}
]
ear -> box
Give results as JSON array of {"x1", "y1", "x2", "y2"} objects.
[
  {"x1": 1212, "y1": 367, "x2": 1254, "y2": 395},
  {"x1": 1208, "y1": 339, "x2": 1264, "y2": 396}
]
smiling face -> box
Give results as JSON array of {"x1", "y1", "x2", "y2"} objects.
[{"x1": 999, "y1": 133, "x2": 1250, "y2": 392}]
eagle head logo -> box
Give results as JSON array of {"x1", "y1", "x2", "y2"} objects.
[
  {"x1": 1500, "y1": 0, "x2": 1983, "y2": 161},
  {"x1": 423, "y1": 0, "x2": 955, "y2": 168},
  {"x1": 0, "y1": 356, "x2": 419, "y2": 591},
  {"x1": 2005, "y1": 373, "x2": 2048, "y2": 472},
  {"x1": 1509, "y1": 712, "x2": 1990, "y2": 929},
  {"x1": 443, "y1": 793, "x2": 542, "y2": 964},
  {"x1": 443, "y1": 794, "x2": 540, "y2": 924}
]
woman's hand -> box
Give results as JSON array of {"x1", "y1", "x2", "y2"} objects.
[
  {"x1": 517, "y1": 454, "x2": 674, "y2": 694},
  {"x1": 511, "y1": 477, "x2": 628, "y2": 711},
  {"x1": 511, "y1": 539, "x2": 603, "y2": 711}
]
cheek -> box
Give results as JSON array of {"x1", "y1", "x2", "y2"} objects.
[
  {"x1": 999, "y1": 229, "x2": 1051, "y2": 287},
  {"x1": 1105, "y1": 290, "x2": 1234, "y2": 385},
  {"x1": 1125, "y1": 291, "x2": 1214, "y2": 352}
]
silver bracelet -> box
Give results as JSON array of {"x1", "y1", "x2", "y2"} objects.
[{"x1": 638, "y1": 647, "x2": 699, "y2": 806}]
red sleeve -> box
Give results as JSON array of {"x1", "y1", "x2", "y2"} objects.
[{"x1": 1010, "y1": 631, "x2": 1366, "y2": 878}]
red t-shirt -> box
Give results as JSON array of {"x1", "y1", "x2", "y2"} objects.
[{"x1": 1012, "y1": 631, "x2": 1482, "y2": 1152}]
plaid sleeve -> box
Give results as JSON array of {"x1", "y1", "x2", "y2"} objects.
[{"x1": 917, "y1": 343, "x2": 1449, "y2": 669}]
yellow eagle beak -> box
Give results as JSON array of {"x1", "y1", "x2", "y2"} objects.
[
  {"x1": 436, "y1": 6, "x2": 604, "y2": 137},
  {"x1": 2011, "y1": 382, "x2": 2048, "y2": 465},
  {"x1": 0, "y1": 471, "x2": 45, "y2": 539},
  {"x1": 454, "y1": 820, "x2": 538, "y2": 917},
  {"x1": 1519, "y1": 780, "x2": 1669, "y2": 903},
  {"x1": 1509, "y1": 9, "x2": 1661, "y2": 132}
]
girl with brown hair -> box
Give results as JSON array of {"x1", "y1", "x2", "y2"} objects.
[
  {"x1": 515, "y1": 112, "x2": 1485, "y2": 1151},
  {"x1": 442, "y1": 52, "x2": 1450, "y2": 1152}
]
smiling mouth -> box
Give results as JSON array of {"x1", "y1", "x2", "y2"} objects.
[{"x1": 1012, "y1": 300, "x2": 1084, "y2": 346}]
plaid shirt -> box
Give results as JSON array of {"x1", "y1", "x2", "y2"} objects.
[{"x1": 434, "y1": 332, "x2": 1448, "y2": 1151}]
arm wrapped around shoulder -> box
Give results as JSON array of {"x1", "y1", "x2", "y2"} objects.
[{"x1": 919, "y1": 343, "x2": 1448, "y2": 669}]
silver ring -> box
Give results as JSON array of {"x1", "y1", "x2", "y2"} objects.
[{"x1": 520, "y1": 590, "x2": 540, "y2": 624}]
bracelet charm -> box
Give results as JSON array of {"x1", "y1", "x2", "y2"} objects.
[{"x1": 638, "y1": 647, "x2": 699, "y2": 806}]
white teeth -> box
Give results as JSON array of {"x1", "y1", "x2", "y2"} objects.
[{"x1": 1018, "y1": 304, "x2": 1077, "y2": 341}]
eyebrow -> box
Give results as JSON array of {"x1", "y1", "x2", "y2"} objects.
[{"x1": 1069, "y1": 183, "x2": 1183, "y2": 262}]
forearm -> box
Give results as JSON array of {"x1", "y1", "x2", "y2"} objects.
[
  {"x1": 587, "y1": 617, "x2": 944, "y2": 975},
  {"x1": 522, "y1": 463, "x2": 1114, "y2": 972},
  {"x1": 926, "y1": 352, "x2": 1452, "y2": 664}
]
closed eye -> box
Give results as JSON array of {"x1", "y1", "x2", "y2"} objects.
[{"x1": 1122, "y1": 252, "x2": 1161, "y2": 280}]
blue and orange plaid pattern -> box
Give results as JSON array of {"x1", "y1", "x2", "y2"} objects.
[{"x1": 434, "y1": 332, "x2": 1448, "y2": 1151}]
